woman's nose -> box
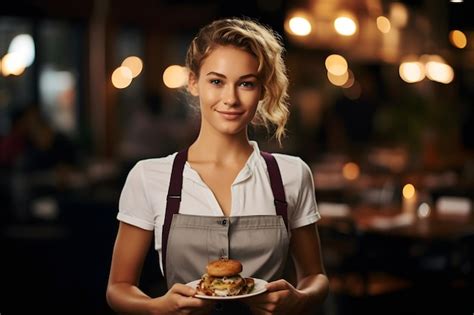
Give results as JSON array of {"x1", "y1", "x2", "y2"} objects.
[{"x1": 222, "y1": 86, "x2": 238, "y2": 106}]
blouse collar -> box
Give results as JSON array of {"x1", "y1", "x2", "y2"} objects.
[{"x1": 183, "y1": 140, "x2": 261, "y2": 186}]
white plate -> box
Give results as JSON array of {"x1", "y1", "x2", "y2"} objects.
[{"x1": 186, "y1": 278, "x2": 268, "y2": 300}]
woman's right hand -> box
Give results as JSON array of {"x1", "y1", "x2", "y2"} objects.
[{"x1": 148, "y1": 283, "x2": 214, "y2": 315}]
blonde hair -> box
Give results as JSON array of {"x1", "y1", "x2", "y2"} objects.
[{"x1": 185, "y1": 17, "x2": 290, "y2": 144}]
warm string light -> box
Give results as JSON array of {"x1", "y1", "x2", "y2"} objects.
[
  {"x1": 1, "y1": 53, "x2": 26, "y2": 76},
  {"x1": 327, "y1": 71, "x2": 349, "y2": 86},
  {"x1": 111, "y1": 67, "x2": 133, "y2": 89},
  {"x1": 399, "y1": 61, "x2": 425, "y2": 83},
  {"x1": 284, "y1": 6, "x2": 456, "y2": 88},
  {"x1": 390, "y1": 2, "x2": 408, "y2": 28},
  {"x1": 288, "y1": 16, "x2": 312, "y2": 36},
  {"x1": 325, "y1": 54, "x2": 348, "y2": 76},
  {"x1": 402, "y1": 183, "x2": 417, "y2": 214},
  {"x1": 122, "y1": 56, "x2": 143, "y2": 78},
  {"x1": 376, "y1": 16, "x2": 391, "y2": 33},
  {"x1": 325, "y1": 54, "x2": 355, "y2": 89},
  {"x1": 111, "y1": 55, "x2": 143, "y2": 89},
  {"x1": 163, "y1": 65, "x2": 188, "y2": 88},
  {"x1": 449, "y1": 30, "x2": 467, "y2": 49},
  {"x1": 403, "y1": 184, "x2": 415, "y2": 199},
  {"x1": 425, "y1": 61, "x2": 454, "y2": 84},
  {"x1": 399, "y1": 55, "x2": 454, "y2": 84},
  {"x1": 334, "y1": 15, "x2": 357, "y2": 36},
  {"x1": 342, "y1": 162, "x2": 360, "y2": 180}
]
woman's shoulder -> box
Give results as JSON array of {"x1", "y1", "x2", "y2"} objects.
[
  {"x1": 270, "y1": 152, "x2": 309, "y2": 169},
  {"x1": 132, "y1": 152, "x2": 178, "y2": 174},
  {"x1": 267, "y1": 153, "x2": 314, "y2": 185}
]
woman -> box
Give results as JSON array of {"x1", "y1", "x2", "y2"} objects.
[{"x1": 106, "y1": 17, "x2": 329, "y2": 315}]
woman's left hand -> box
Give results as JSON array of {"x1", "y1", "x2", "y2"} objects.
[{"x1": 243, "y1": 279, "x2": 307, "y2": 315}]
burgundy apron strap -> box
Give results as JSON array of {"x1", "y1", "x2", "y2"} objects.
[
  {"x1": 162, "y1": 149, "x2": 188, "y2": 280},
  {"x1": 260, "y1": 151, "x2": 289, "y2": 231}
]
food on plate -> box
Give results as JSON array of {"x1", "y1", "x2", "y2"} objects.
[{"x1": 196, "y1": 258, "x2": 255, "y2": 297}]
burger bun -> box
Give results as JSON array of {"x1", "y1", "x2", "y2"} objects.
[{"x1": 206, "y1": 259, "x2": 242, "y2": 277}]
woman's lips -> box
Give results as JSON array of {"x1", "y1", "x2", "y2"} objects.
[{"x1": 216, "y1": 110, "x2": 244, "y2": 120}]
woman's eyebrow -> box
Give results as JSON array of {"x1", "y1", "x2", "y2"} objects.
[
  {"x1": 239, "y1": 74, "x2": 258, "y2": 79},
  {"x1": 206, "y1": 71, "x2": 226, "y2": 78},
  {"x1": 206, "y1": 71, "x2": 258, "y2": 79}
]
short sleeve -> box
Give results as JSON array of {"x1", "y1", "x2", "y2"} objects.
[
  {"x1": 117, "y1": 161, "x2": 155, "y2": 231},
  {"x1": 289, "y1": 158, "x2": 320, "y2": 229}
]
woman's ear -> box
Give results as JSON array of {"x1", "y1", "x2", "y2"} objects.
[{"x1": 187, "y1": 72, "x2": 199, "y2": 96}]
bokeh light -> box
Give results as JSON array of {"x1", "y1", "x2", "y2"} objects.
[
  {"x1": 111, "y1": 66, "x2": 133, "y2": 89},
  {"x1": 288, "y1": 16, "x2": 312, "y2": 36},
  {"x1": 425, "y1": 61, "x2": 454, "y2": 84},
  {"x1": 403, "y1": 184, "x2": 416, "y2": 199},
  {"x1": 390, "y1": 2, "x2": 409, "y2": 28},
  {"x1": 163, "y1": 65, "x2": 188, "y2": 88},
  {"x1": 327, "y1": 71, "x2": 349, "y2": 86},
  {"x1": 325, "y1": 54, "x2": 348, "y2": 76},
  {"x1": 334, "y1": 16, "x2": 357, "y2": 36},
  {"x1": 343, "y1": 162, "x2": 360, "y2": 180},
  {"x1": 122, "y1": 56, "x2": 143, "y2": 78},
  {"x1": 399, "y1": 61, "x2": 425, "y2": 83},
  {"x1": 417, "y1": 203, "x2": 431, "y2": 218},
  {"x1": 1, "y1": 53, "x2": 26, "y2": 76},
  {"x1": 376, "y1": 16, "x2": 391, "y2": 33},
  {"x1": 8, "y1": 34, "x2": 35, "y2": 67},
  {"x1": 449, "y1": 30, "x2": 467, "y2": 49}
]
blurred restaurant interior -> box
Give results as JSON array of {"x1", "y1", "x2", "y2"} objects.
[{"x1": 0, "y1": 0, "x2": 473, "y2": 313}]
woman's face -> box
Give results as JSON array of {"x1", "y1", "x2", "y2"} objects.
[{"x1": 188, "y1": 45, "x2": 262, "y2": 137}]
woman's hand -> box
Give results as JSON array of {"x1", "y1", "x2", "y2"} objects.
[
  {"x1": 148, "y1": 283, "x2": 214, "y2": 315},
  {"x1": 243, "y1": 279, "x2": 307, "y2": 315}
]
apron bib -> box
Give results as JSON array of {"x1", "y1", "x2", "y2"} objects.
[{"x1": 161, "y1": 149, "x2": 290, "y2": 314}]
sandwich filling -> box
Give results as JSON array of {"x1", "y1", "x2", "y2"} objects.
[{"x1": 197, "y1": 273, "x2": 255, "y2": 296}]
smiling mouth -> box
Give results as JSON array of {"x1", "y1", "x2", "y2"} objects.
[
  {"x1": 217, "y1": 110, "x2": 244, "y2": 115},
  {"x1": 216, "y1": 110, "x2": 244, "y2": 120}
]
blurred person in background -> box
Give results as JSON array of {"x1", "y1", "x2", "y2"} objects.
[
  {"x1": 0, "y1": 106, "x2": 31, "y2": 222},
  {"x1": 0, "y1": 107, "x2": 29, "y2": 168},
  {"x1": 107, "y1": 17, "x2": 329, "y2": 315},
  {"x1": 4, "y1": 104, "x2": 81, "y2": 221}
]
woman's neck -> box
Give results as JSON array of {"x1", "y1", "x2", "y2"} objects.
[{"x1": 189, "y1": 129, "x2": 253, "y2": 164}]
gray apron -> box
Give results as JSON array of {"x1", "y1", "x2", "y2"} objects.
[{"x1": 161, "y1": 149, "x2": 290, "y2": 314}]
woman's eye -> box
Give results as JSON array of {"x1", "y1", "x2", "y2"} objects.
[
  {"x1": 240, "y1": 81, "x2": 255, "y2": 88},
  {"x1": 210, "y1": 79, "x2": 221, "y2": 85}
]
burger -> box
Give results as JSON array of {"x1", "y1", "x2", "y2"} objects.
[{"x1": 196, "y1": 258, "x2": 255, "y2": 297}]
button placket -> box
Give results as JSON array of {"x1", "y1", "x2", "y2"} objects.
[{"x1": 217, "y1": 218, "x2": 230, "y2": 259}]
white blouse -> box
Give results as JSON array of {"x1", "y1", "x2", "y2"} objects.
[{"x1": 117, "y1": 141, "x2": 320, "y2": 271}]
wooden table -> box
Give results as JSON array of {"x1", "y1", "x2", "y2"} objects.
[
  {"x1": 317, "y1": 205, "x2": 474, "y2": 297},
  {"x1": 319, "y1": 206, "x2": 474, "y2": 241}
]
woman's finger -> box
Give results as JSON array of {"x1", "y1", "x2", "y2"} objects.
[
  {"x1": 170, "y1": 283, "x2": 196, "y2": 297},
  {"x1": 265, "y1": 279, "x2": 290, "y2": 292}
]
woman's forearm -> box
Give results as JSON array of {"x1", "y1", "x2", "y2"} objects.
[
  {"x1": 106, "y1": 282, "x2": 155, "y2": 315},
  {"x1": 297, "y1": 273, "x2": 330, "y2": 313}
]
